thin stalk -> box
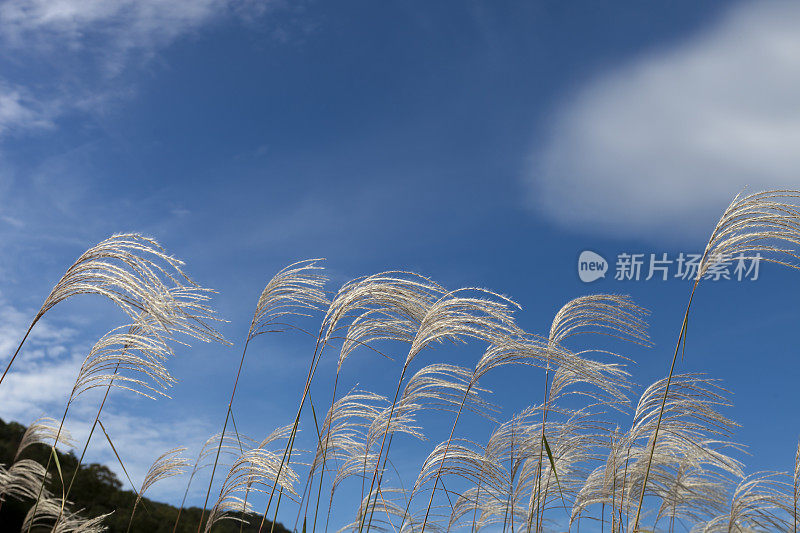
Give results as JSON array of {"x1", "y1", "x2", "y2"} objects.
[
  {"x1": 416, "y1": 378, "x2": 475, "y2": 533},
  {"x1": 197, "y1": 335, "x2": 253, "y2": 533},
  {"x1": 126, "y1": 497, "x2": 142, "y2": 533},
  {"x1": 294, "y1": 467, "x2": 315, "y2": 532},
  {"x1": 64, "y1": 364, "x2": 121, "y2": 503},
  {"x1": 98, "y1": 419, "x2": 144, "y2": 504},
  {"x1": 306, "y1": 396, "x2": 325, "y2": 533},
  {"x1": 532, "y1": 370, "x2": 551, "y2": 533},
  {"x1": 175, "y1": 435, "x2": 209, "y2": 533},
  {"x1": 507, "y1": 419, "x2": 516, "y2": 533},
  {"x1": 601, "y1": 502, "x2": 605, "y2": 533},
  {"x1": 257, "y1": 333, "x2": 328, "y2": 533},
  {"x1": 227, "y1": 410, "x2": 250, "y2": 533},
  {"x1": 631, "y1": 282, "x2": 698, "y2": 532},
  {"x1": 311, "y1": 375, "x2": 346, "y2": 533},
  {"x1": 0, "y1": 320, "x2": 36, "y2": 386},
  {"x1": 29, "y1": 401, "x2": 70, "y2": 533},
  {"x1": 364, "y1": 442, "x2": 393, "y2": 533},
  {"x1": 794, "y1": 443, "x2": 798, "y2": 533},
  {"x1": 357, "y1": 366, "x2": 409, "y2": 533},
  {"x1": 297, "y1": 372, "x2": 340, "y2": 533},
  {"x1": 471, "y1": 474, "x2": 484, "y2": 533},
  {"x1": 610, "y1": 433, "x2": 617, "y2": 533}
]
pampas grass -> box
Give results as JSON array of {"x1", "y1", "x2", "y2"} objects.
[
  {"x1": 0, "y1": 233, "x2": 225, "y2": 387},
  {"x1": 5, "y1": 189, "x2": 800, "y2": 532},
  {"x1": 127, "y1": 447, "x2": 190, "y2": 532}
]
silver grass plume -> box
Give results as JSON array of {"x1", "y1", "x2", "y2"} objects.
[
  {"x1": 290, "y1": 273, "x2": 451, "y2": 533},
  {"x1": 434, "y1": 407, "x2": 547, "y2": 532},
  {"x1": 697, "y1": 190, "x2": 800, "y2": 280},
  {"x1": 128, "y1": 447, "x2": 189, "y2": 531},
  {"x1": 362, "y1": 288, "x2": 525, "y2": 532},
  {"x1": 695, "y1": 472, "x2": 791, "y2": 532},
  {"x1": 205, "y1": 429, "x2": 299, "y2": 532},
  {"x1": 3, "y1": 418, "x2": 73, "y2": 517},
  {"x1": 175, "y1": 431, "x2": 259, "y2": 528},
  {"x1": 635, "y1": 189, "x2": 800, "y2": 531},
  {"x1": 304, "y1": 391, "x2": 391, "y2": 533},
  {"x1": 332, "y1": 367, "x2": 492, "y2": 533},
  {"x1": 37, "y1": 234, "x2": 224, "y2": 340},
  {"x1": 248, "y1": 259, "x2": 329, "y2": 339},
  {"x1": 342, "y1": 488, "x2": 441, "y2": 533},
  {"x1": 520, "y1": 408, "x2": 608, "y2": 527},
  {"x1": 199, "y1": 259, "x2": 328, "y2": 528},
  {"x1": 546, "y1": 294, "x2": 650, "y2": 406},
  {"x1": 399, "y1": 363, "x2": 496, "y2": 420},
  {"x1": 23, "y1": 497, "x2": 112, "y2": 533},
  {"x1": 548, "y1": 294, "x2": 650, "y2": 346},
  {"x1": 137, "y1": 447, "x2": 190, "y2": 501},
  {"x1": 411, "y1": 338, "x2": 550, "y2": 532},
  {"x1": 0, "y1": 460, "x2": 51, "y2": 502},
  {"x1": 405, "y1": 288, "x2": 523, "y2": 368},
  {"x1": 321, "y1": 272, "x2": 448, "y2": 366},
  {"x1": 628, "y1": 374, "x2": 739, "y2": 451},
  {"x1": 308, "y1": 273, "x2": 448, "y2": 519},
  {"x1": 190, "y1": 432, "x2": 259, "y2": 486},
  {"x1": 70, "y1": 324, "x2": 176, "y2": 402},
  {"x1": 604, "y1": 374, "x2": 742, "y2": 531},
  {"x1": 311, "y1": 390, "x2": 388, "y2": 479},
  {"x1": 415, "y1": 438, "x2": 506, "y2": 498},
  {"x1": 654, "y1": 454, "x2": 736, "y2": 529},
  {"x1": 15, "y1": 417, "x2": 75, "y2": 461},
  {"x1": 1, "y1": 233, "x2": 226, "y2": 386}
]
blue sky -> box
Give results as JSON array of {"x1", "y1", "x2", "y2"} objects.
[{"x1": 2, "y1": 0, "x2": 800, "y2": 529}]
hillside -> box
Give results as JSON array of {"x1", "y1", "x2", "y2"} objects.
[{"x1": 0, "y1": 418, "x2": 292, "y2": 532}]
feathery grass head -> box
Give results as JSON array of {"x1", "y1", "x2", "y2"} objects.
[
  {"x1": 546, "y1": 294, "x2": 650, "y2": 407},
  {"x1": 400, "y1": 363, "x2": 496, "y2": 419},
  {"x1": 249, "y1": 259, "x2": 329, "y2": 339},
  {"x1": 697, "y1": 472, "x2": 791, "y2": 532},
  {"x1": 70, "y1": 324, "x2": 176, "y2": 403},
  {"x1": 548, "y1": 294, "x2": 651, "y2": 347},
  {"x1": 16, "y1": 417, "x2": 75, "y2": 460},
  {"x1": 37, "y1": 233, "x2": 226, "y2": 343},
  {"x1": 138, "y1": 447, "x2": 189, "y2": 497},
  {"x1": 205, "y1": 437, "x2": 300, "y2": 532},
  {"x1": 0, "y1": 459, "x2": 51, "y2": 502},
  {"x1": 23, "y1": 496, "x2": 112, "y2": 533},
  {"x1": 698, "y1": 189, "x2": 800, "y2": 280},
  {"x1": 323, "y1": 271, "x2": 448, "y2": 370},
  {"x1": 407, "y1": 288, "x2": 523, "y2": 367}
]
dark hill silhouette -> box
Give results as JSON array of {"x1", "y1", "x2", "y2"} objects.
[{"x1": 0, "y1": 418, "x2": 291, "y2": 533}]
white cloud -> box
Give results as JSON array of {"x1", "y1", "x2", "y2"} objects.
[
  {"x1": 68, "y1": 409, "x2": 213, "y2": 505},
  {"x1": 0, "y1": 298, "x2": 215, "y2": 505},
  {"x1": 528, "y1": 1, "x2": 800, "y2": 241},
  {"x1": 0, "y1": 346, "x2": 82, "y2": 421},
  {"x1": 1, "y1": 0, "x2": 236, "y2": 51},
  {"x1": 0, "y1": 0, "x2": 283, "y2": 135},
  {"x1": 0, "y1": 84, "x2": 56, "y2": 135}
]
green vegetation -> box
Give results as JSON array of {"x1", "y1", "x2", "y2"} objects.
[{"x1": 0, "y1": 418, "x2": 290, "y2": 533}]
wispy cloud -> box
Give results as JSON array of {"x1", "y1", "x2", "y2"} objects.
[
  {"x1": 528, "y1": 1, "x2": 800, "y2": 241},
  {"x1": 0, "y1": 0, "x2": 289, "y2": 136},
  {"x1": 0, "y1": 83, "x2": 57, "y2": 136},
  {"x1": 0, "y1": 299, "x2": 215, "y2": 504}
]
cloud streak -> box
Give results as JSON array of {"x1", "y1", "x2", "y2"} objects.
[
  {"x1": 0, "y1": 299, "x2": 215, "y2": 505},
  {"x1": 0, "y1": 0, "x2": 285, "y2": 136},
  {"x1": 528, "y1": 1, "x2": 800, "y2": 241}
]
